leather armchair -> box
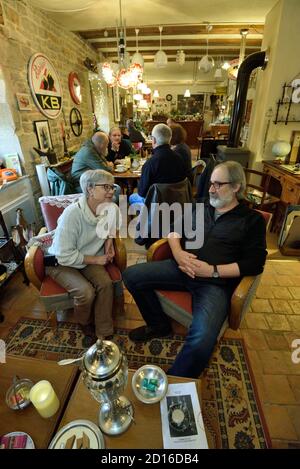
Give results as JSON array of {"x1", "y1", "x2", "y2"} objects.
[
  {"x1": 25, "y1": 195, "x2": 126, "y2": 331},
  {"x1": 146, "y1": 209, "x2": 271, "y2": 335}
]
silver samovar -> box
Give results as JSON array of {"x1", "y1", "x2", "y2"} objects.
[{"x1": 59, "y1": 339, "x2": 133, "y2": 435}]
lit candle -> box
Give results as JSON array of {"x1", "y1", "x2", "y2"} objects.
[{"x1": 29, "y1": 380, "x2": 60, "y2": 418}]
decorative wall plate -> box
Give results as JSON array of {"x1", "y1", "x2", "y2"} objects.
[
  {"x1": 70, "y1": 108, "x2": 83, "y2": 136},
  {"x1": 28, "y1": 53, "x2": 63, "y2": 119},
  {"x1": 68, "y1": 72, "x2": 82, "y2": 105}
]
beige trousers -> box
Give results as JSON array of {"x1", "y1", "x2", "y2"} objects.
[{"x1": 46, "y1": 264, "x2": 114, "y2": 337}]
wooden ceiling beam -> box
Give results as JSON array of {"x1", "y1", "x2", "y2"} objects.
[{"x1": 76, "y1": 23, "x2": 264, "y2": 40}]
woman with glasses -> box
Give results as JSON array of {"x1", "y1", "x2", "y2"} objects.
[{"x1": 47, "y1": 169, "x2": 119, "y2": 343}]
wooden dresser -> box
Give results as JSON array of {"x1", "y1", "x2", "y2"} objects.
[
  {"x1": 262, "y1": 161, "x2": 300, "y2": 232},
  {"x1": 262, "y1": 161, "x2": 300, "y2": 205}
]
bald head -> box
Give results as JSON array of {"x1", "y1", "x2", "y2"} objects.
[{"x1": 92, "y1": 131, "x2": 109, "y2": 156}]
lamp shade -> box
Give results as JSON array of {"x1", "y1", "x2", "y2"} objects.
[
  {"x1": 272, "y1": 141, "x2": 291, "y2": 158},
  {"x1": 198, "y1": 55, "x2": 214, "y2": 73},
  {"x1": 214, "y1": 68, "x2": 222, "y2": 79},
  {"x1": 131, "y1": 52, "x2": 144, "y2": 69},
  {"x1": 184, "y1": 89, "x2": 191, "y2": 98},
  {"x1": 153, "y1": 89, "x2": 159, "y2": 98},
  {"x1": 154, "y1": 50, "x2": 168, "y2": 68}
]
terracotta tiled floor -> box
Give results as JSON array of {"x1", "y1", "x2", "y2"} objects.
[{"x1": 0, "y1": 236, "x2": 299, "y2": 448}]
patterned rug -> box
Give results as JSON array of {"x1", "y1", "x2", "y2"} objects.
[{"x1": 4, "y1": 317, "x2": 271, "y2": 449}]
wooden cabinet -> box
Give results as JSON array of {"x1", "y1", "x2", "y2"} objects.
[
  {"x1": 263, "y1": 162, "x2": 300, "y2": 205},
  {"x1": 145, "y1": 120, "x2": 203, "y2": 148}
]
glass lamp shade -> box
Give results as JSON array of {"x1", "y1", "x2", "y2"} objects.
[
  {"x1": 214, "y1": 68, "x2": 222, "y2": 79},
  {"x1": 153, "y1": 89, "x2": 159, "y2": 98},
  {"x1": 198, "y1": 55, "x2": 214, "y2": 73},
  {"x1": 131, "y1": 52, "x2": 144, "y2": 69},
  {"x1": 154, "y1": 50, "x2": 168, "y2": 68},
  {"x1": 272, "y1": 141, "x2": 291, "y2": 158},
  {"x1": 184, "y1": 89, "x2": 191, "y2": 98}
]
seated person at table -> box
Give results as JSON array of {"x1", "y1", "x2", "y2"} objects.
[
  {"x1": 169, "y1": 123, "x2": 193, "y2": 183},
  {"x1": 126, "y1": 119, "x2": 145, "y2": 145},
  {"x1": 129, "y1": 123, "x2": 188, "y2": 205},
  {"x1": 107, "y1": 127, "x2": 134, "y2": 164},
  {"x1": 71, "y1": 131, "x2": 121, "y2": 202},
  {"x1": 123, "y1": 161, "x2": 267, "y2": 378},
  {"x1": 48, "y1": 170, "x2": 119, "y2": 342}
]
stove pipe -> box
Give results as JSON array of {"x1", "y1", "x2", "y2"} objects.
[{"x1": 227, "y1": 50, "x2": 268, "y2": 148}]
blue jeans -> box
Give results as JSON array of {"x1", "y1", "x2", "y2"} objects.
[
  {"x1": 123, "y1": 259, "x2": 231, "y2": 378},
  {"x1": 128, "y1": 193, "x2": 145, "y2": 205}
]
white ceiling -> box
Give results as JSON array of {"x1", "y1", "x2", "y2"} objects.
[{"x1": 29, "y1": 0, "x2": 278, "y2": 29}]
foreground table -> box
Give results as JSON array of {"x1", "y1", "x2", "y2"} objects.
[
  {"x1": 57, "y1": 370, "x2": 206, "y2": 449},
  {"x1": 0, "y1": 356, "x2": 78, "y2": 448}
]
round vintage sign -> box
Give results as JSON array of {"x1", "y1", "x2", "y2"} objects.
[
  {"x1": 68, "y1": 72, "x2": 82, "y2": 105},
  {"x1": 28, "y1": 53, "x2": 63, "y2": 119}
]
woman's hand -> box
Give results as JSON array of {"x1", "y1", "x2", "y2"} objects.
[
  {"x1": 104, "y1": 238, "x2": 115, "y2": 262},
  {"x1": 112, "y1": 142, "x2": 120, "y2": 152},
  {"x1": 96, "y1": 255, "x2": 109, "y2": 265}
]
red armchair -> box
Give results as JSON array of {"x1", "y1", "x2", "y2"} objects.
[
  {"x1": 25, "y1": 195, "x2": 126, "y2": 330},
  {"x1": 146, "y1": 210, "x2": 271, "y2": 335}
]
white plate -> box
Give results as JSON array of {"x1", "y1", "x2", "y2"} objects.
[
  {"x1": 48, "y1": 419, "x2": 105, "y2": 449},
  {"x1": 2, "y1": 432, "x2": 35, "y2": 449},
  {"x1": 114, "y1": 168, "x2": 127, "y2": 173}
]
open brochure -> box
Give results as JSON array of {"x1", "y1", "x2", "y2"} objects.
[{"x1": 160, "y1": 382, "x2": 208, "y2": 449}]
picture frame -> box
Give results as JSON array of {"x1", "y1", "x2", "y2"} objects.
[
  {"x1": 112, "y1": 87, "x2": 120, "y2": 122},
  {"x1": 16, "y1": 93, "x2": 32, "y2": 111},
  {"x1": 289, "y1": 130, "x2": 300, "y2": 164},
  {"x1": 34, "y1": 120, "x2": 53, "y2": 151}
]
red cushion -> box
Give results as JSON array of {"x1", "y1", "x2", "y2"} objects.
[
  {"x1": 152, "y1": 243, "x2": 173, "y2": 262},
  {"x1": 34, "y1": 248, "x2": 45, "y2": 283},
  {"x1": 40, "y1": 275, "x2": 68, "y2": 297},
  {"x1": 157, "y1": 290, "x2": 192, "y2": 314},
  {"x1": 105, "y1": 263, "x2": 122, "y2": 281}
]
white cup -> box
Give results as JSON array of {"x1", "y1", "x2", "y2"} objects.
[{"x1": 116, "y1": 164, "x2": 125, "y2": 172}]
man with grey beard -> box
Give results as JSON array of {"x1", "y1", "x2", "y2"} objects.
[{"x1": 123, "y1": 161, "x2": 267, "y2": 378}]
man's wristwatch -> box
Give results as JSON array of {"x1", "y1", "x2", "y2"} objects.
[{"x1": 212, "y1": 265, "x2": 220, "y2": 278}]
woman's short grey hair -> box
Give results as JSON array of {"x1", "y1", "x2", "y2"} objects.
[
  {"x1": 152, "y1": 123, "x2": 172, "y2": 146},
  {"x1": 80, "y1": 169, "x2": 114, "y2": 197},
  {"x1": 217, "y1": 161, "x2": 246, "y2": 200}
]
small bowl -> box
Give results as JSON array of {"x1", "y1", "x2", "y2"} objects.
[{"x1": 132, "y1": 365, "x2": 168, "y2": 404}]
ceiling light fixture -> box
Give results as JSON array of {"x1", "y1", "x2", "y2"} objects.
[
  {"x1": 198, "y1": 23, "x2": 215, "y2": 73},
  {"x1": 154, "y1": 26, "x2": 168, "y2": 68},
  {"x1": 153, "y1": 89, "x2": 160, "y2": 98},
  {"x1": 101, "y1": 0, "x2": 143, "y2": 89},
  {"x1": 176, "y1": 49, "x2": 185, "y2": 66},
  {"x1": 131, "y1": 28, "x2": 144, "y2": 69},
  {"x1": 184, "y1": 89, "x2": 191, "y2": 98}
]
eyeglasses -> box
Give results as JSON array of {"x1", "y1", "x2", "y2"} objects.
[
  {"x1": 94, "y1": 184, "x2": 115, "y2": 192},
  {"x1": 209, "y1": 181, "x2": 232, "y2": 190}
]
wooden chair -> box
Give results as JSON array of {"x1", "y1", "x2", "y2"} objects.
[
  {"x1": 146, "y1": 210, "x2": 271, "y2": 336},
  {"x1": 244, "y1": 168, "x2": 281, "y2": 230},
  {"x1": 25, "y1": 195, "x2": 127, "y2": 332}
]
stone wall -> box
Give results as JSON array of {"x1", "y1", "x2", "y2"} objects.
[{"x1": 0, "y1": 0, "x2": 99, "y2": 199}]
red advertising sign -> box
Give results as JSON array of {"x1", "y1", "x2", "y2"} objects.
[{"x1": 28, "y1": 53, "x2": 63, "y2": 119}]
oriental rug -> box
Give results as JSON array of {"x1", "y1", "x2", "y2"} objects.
[{"x1": 4, "y1": 317, "x2": 271, "y2": 449}]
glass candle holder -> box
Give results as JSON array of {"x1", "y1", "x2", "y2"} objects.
[{"x1": 29, "y1": 380, "x2": 60, "y2": 418}]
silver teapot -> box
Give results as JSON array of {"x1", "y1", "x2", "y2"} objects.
[{"x1": 58, "y1": 339, "x2": 133, "y2": 435}]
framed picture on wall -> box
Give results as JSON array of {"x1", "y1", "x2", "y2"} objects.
[
  {"x1": 16, "y1": 93, "x2": 32, "y2": 111},
  {"x1": 34, "y1": 120, "x2": 53, "y2": 151},
  {"x1": 289, "y1": 130, "x2": 300, "y2": 164},
  {"x1": 112, "y1": 87, "x2": 120, "y2": 122}
]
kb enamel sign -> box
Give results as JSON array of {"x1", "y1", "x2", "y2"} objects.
[{"x1": 28, "y1": 53, "x2": 63, "y2": 119}]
